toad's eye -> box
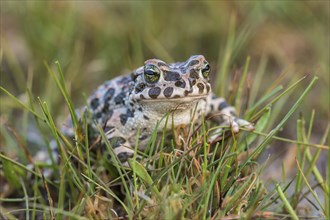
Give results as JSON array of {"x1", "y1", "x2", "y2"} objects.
[
  {"x1": 144, "y1": 64, "x2": 161, "y2": 83},
  {"x1": 201, "y1": 63, "x2": 210, "y2": 78}
]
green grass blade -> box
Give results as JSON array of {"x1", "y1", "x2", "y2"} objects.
[
  {"x1": 0, "y1": 153, "x2": 42, "y2": 178},
  {"x1": 56, "y1": 170, "x2": 66, "y2": 220},
  {"x1": 244, "y1": 76, "x2": 318, "y2": 164},
  {"x1": 246, "y1": 85, "x2": 282, "y2": 118},
  {"x1": 128, "y1": 159, "x2": 161, "y2": 200},
  {"x1": 80, "y1": 173, "x2": 130, "y2": 215},
  {"x1": 19, "y1": 178, "x2": 29, "y2": 220},
  {"x1": 294, "y1": 119, "x2": 304, "y2": 204},
  {"x1": 248, "y1": 54, "x2": 268, "y2": 106},
  {"x1": 37, "y1": 98, "x2": 83, "y2": 191},
  {"x1": 0, "y1": 86, "x2": 44, "y2": 120},
  {"x1": 235, "y1": 56, "x2": 250, "y2": 110},
  {"x1": 276, "y1": 184, "x2": 299, "y2": 220},
  {"x1": 296, "y1": 158, "x2": 325, "y2": 213},
  {"x1": 216, "y1": 14, "x2": 236, "y2": 96},
  {"x1": 251, "y1": 75, "x2": 308, "y2": 122},
  {"x1": 222, "y1": 173, "x2": 257, "y2": 215},
  {"x1": 238, "y1": 106, "x2": 271, "y2": 151},
  {"x1": 43, "y1": 61, "x2": 78, "y2": 129}
]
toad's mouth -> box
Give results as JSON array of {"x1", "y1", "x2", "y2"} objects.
[
  {"x1": 138, "y1": 95, "x2": 208, "y2": 103},
  {"x1": 136, "y1": 95, "x2": 208, "y2": 112}
]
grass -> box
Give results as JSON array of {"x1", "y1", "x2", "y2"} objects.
[
  {"x1": 1, "y1": 60, "x2": 328, "y2": 219},
  {"x1": 1, "y1": 1, "x2": 329, "y2": 219}
]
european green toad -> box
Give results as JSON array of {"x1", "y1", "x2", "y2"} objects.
[{"x1": 61, "y1": 55, "x2": 254, "y2": 165}]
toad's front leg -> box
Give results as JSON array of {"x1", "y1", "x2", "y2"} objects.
[
  {"x1": 104, "y1": 127, "x2": 136, "y2": 166},
  {"x1": 206, "y1": 94, "x2": 254, "y2": 133}
]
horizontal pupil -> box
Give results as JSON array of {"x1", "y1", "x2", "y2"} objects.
[
  {"x1": 203, "y1": 65, "x2": 210, "y2": 72},
  {"x1": 146, "y1": 69, "x2": 156, "y2": 75}
]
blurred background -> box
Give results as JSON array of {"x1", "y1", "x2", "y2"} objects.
[{"x1": 1, "y1": 1, "x2": 329, "y2": 183}]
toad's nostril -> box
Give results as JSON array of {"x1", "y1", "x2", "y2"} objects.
[{"x1": 197, "y1": 83, "x2": 205, "y2": 94}]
